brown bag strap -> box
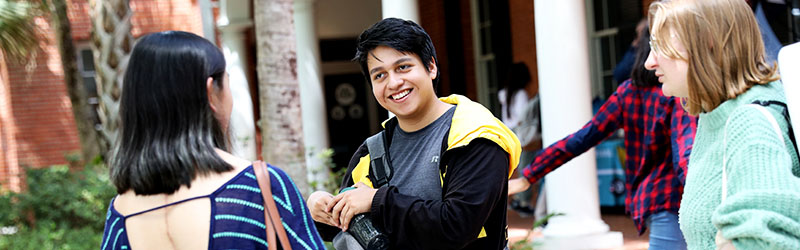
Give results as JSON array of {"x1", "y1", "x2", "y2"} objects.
[{"x1": 253, "y1": 161, "x2": 292, "y2": 250}]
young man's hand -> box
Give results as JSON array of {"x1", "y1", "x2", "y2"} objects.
[
  {"x1": 328, "y1": 182, "x2": 378, "y2": 231},
  {"x1": 307, "y1": 191, "x2": 337, "y2": 227},
  {"x1": 508, "y1": 177, "x2": 531, "y2": 196}
]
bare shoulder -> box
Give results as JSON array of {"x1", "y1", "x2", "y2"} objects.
[
  {"x1": 114, "y1": 149, "x2": 254, "y2": 215},
  {"x1": 214, "y1": 148, "x2": 253, "y2": 171}
]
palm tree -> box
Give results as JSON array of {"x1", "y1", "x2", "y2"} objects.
[
  {"x1": 253, "y1": 0, "x2": 310, "y2": 196},
  {"x1": 88, "y1": 0, "x2": 134, "y2": 156},
  {"x1": 1, "y1": 0, "x2": 100, "y2": 162},
  {"x1": 0, "y1": 0, "x2": 37, "y2": 64},
  {"x1": 48, "y1": 0, "x2": 102, "y2": 162}
]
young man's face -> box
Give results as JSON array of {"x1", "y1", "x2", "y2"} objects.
[{"x1": 366, "y1": 45, "x2": 438, "y2": 119}]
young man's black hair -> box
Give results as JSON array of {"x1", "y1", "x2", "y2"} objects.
[{"x1": 353, "y1": 17, "x2": 440, "y2": 89}]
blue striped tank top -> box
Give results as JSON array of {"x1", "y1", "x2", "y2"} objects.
[{"x1": 100, "y1": 164, "x2": 325, "y2": 250}]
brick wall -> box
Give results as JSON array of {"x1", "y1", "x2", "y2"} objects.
[
  {"x1": 508, "y1": 0, "x2": 539, "y2": 96},
  {"x1": 69, "y1": 0, "x2": 204, "y2": 40},
  {"x1": 418, "y1": 0, "x2": 478, "y2": 100},
  {"x1": 1, "y1": 17, "x2": 81, "y2": 192},
  {"x1": 1, "y1": 51, "x2": 23, "y2": 192},
  {"x1": 0, "y1": 0, "x2": 204, "y2": 192},
  {"x1": 459, "y1": 0, "x2": 477, "y2": 100}
]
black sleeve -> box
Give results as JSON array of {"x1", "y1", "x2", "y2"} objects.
[
  {"x1": 315, "y1": 142, "x2": 370, "y2": 241},
  {"x1": 369, "y1": 138, "x2": 509, "y2": 249}
]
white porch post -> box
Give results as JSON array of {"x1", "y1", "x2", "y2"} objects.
[
  {"x1": 534, "y1": 0, "x2": 623, "y2": 248},
  {"x1": 197, "y1": 0, "x2": 216, "y2": 41},
  {"x1": 381, "y1": 0, "x2": 418, "y2": 118},
  {"x1": 217, "y1": 0, "x2": 256, "y2": 161},
  {"x1": 294, "y1": 0, "x2": 331, "y2": 188},
  {"x1": 381, "y1": 0, "x2": 419, "y2": 24}
]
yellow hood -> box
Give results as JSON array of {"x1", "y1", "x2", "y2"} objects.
[
  {"x1": 439, "y1": 94, "x2": 521, "y2": 178},
  {"x1": 368, "y1": 94, "x2": 522, "y2": 181}
]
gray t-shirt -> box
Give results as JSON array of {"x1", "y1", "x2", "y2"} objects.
[{"x1": 388, "y1": 106, "x2": 456, "y2": 201}]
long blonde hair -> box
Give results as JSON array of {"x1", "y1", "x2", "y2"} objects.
[{"x1": 649, "y1": 0, "x2": 779, "y2": 115}]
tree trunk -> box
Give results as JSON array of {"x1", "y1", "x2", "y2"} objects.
[
  {"x1": 253, "y1": 0, "x2": 309, "y2": 196},
  {"x1": 48, "y1": 0, "x2": 101, "y2": 164},
  {"x1": 88, "y1": 0, "x2": 133, "y2": 157}
]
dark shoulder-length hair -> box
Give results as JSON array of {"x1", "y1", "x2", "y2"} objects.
[
  {"x1": 111, "y1": 31, "x2": 232, "y2": 195},
  {"x1": 631, "y1": 27, "x2": 659, "y2": 87},
  {"x1": 503, "y1": 62, "x2": 531, "y2": 115}
]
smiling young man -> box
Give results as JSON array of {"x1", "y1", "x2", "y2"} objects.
[{"x1": 306, "y1": 18, "x2": 521, "y2": 250}]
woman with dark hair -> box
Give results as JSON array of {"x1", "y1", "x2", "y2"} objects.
[
  {"x1": 499, "y1": 62, "x2": 533, "y2": 128},
  {"x1": 508, "y1": 27, "x2": 697, "y2": 250},
  {"x1": 100, "y1": 31, "x2": 324, "y2": 250},
  {"x1": 498, "y1": 62, "x2": 541, "y2": 216}
]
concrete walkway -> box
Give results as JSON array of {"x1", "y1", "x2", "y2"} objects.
[{"x1": 507, "y1": 209, "x2": 650, "y2": 250}]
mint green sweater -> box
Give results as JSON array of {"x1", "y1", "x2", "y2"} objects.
[{"x1": 679, "y1": 81, "x2": 800, "y2": 250}]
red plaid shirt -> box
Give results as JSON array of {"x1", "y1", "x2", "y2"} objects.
[{"x1": 522, "y1": 80, "x2": 697, "y2": 234}]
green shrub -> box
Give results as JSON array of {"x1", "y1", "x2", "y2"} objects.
[
  {"x1": 0, "y1": 162, "x2": 115, "y2": 249},
  {"x1": 308, "y1": 148, "x2": 348, "y2": 194},
  {"x1": 0, "y1": 223, "x2": 101, "y2": 249},
  {"x1": 509, "y1": 212, "x2": 565, "y2": 250}
]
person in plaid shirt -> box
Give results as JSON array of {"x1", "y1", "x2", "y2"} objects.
[{"x1": 508, "y1": 27, "x2": 697, "y2": 250}]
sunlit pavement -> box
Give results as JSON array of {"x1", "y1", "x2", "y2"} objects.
[{"x1": 507, "y1": 209, "x2": 650, "y2": 250}]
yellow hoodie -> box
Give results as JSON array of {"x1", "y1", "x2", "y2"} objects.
[{"x1": 350, "y1": 94, "x2": 521, "y2": 187}]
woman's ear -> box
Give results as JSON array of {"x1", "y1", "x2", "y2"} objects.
[{"x1": 206, "y1": 77, "x2": 218, "y2": 113}]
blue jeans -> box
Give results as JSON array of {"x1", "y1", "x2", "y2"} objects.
[{"x1": 646, "y1": 211, "x2": 687, "y2": 250}]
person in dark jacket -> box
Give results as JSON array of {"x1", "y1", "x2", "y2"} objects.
[{"x1": 306, "y1": 18, "x2": 521, "y2": 250}]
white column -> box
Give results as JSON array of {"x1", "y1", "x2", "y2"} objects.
[
  {"x1": 381, "y1": 0, "x2": 419, "y2": 24},
  {"x1": 217, "y1": 0, "x2": 256, "y2": 161},
  {"x1": 197, "y1": 0, "x2": 216, "y2": 41},
  {"x1": 294, "y1": 0, "x2": 331, "y2": 188},
  {"x1": 534, "y1": 0, "x2": 622, "y2": 249},
  {"x1": 381, "y1": 0, "x2": 418, "y2": 118}
]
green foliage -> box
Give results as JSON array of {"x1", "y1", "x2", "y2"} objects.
[
  {"x1": 0, "y1": 192, "x2": 19, "y2": 225},
  {"x1": 509, "y1": 212, "x2": 565, "y2": 250},
  {"x1": 510, "y1": 238, "x2": 535, "y2": 250},
  {"x1": 0, "y1": 162, "x2": 116, "y2": 249},
  {"x1": 0, "y1": 0, "x2": 40, "y2": 64},
  {"x1": 308, "y1": 148, "x2": 348, "y2": 194},
  {"x1": 0, "y1": 223, "x2": 100, "y2": 250}
]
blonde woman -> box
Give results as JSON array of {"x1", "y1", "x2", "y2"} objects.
[{"x1": 644, "y1": 0, "x2": 800, "y2": 249}]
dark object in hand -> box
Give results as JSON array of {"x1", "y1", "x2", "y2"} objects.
[{"x1": 347, "y1": 213, "x2": 389, "y2": 250}]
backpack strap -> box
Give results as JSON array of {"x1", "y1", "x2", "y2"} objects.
[
  {"x1": 751, "y1": 100, "x2": 798, "y2": 154},
  {"x1": 366, "y1": 132, "x2": 393, "y2": 188}
]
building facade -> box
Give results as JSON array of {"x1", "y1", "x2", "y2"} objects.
[{"x1": 0, "y1": 0, "x2": 204, "y2": 192}]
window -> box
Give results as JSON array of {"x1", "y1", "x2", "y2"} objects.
[
  {"x1": 76, "y1": 47, "x2": 101, "y2": 130},
  {"x1": 471, "y1": 0, "x2": 510, "y2": 116},
  {"x1": 587, "y1": 0, "x2": 642, "y2": 99}
]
